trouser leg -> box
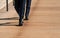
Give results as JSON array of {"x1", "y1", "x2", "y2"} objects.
[
  {"x1": 14, "y1": 0, "x2": 26, "y2": 25},
  {"x1": 19, "y1": 0, "x2": 26, "y2": 23},
  {"x1": 25, "y1": 0, "x2": 32, "y2": 18},
  {"x1": 14, "y1": 0, "x2": 20, "y2": 16},
  {"x1": 14, "y1": 7, "x2": 19, "y2": 14}
]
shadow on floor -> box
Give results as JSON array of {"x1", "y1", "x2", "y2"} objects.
[
  {"x1": 0, "y1": 17, "x2": 19, "y2": 20},
  {"x1": 0, "y1": 22, "x2": 18, "y2": 26}
]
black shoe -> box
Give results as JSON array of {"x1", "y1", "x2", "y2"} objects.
[
  {"x1": 16, "y1": 23, "x2": 23, "y2": 26},
  {"x1": 19, "y1": 21, "x2": 23, "y2": 26},
  {"x1": 19, "y1": 19, "x2": 23, "y2": 26},
  {"x1": 24, "y1": 18, "x2": 29, "y2": 20},
  {"x1": 19, "y1": 23, "x2": 23, "y2": 26}
]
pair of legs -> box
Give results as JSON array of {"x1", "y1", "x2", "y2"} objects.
[{"x1": 14, "y1": 0, "x2": 32, "y2": 26}]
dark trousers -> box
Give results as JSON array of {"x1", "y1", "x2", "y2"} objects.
[
  {"x1": 25, "y1": 0, "x2": 32, "y2": 18},
  {"x1": 14, "y1": 0, "x2": 31, "y2": 23}
]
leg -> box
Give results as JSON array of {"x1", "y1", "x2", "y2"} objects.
[
  {"x1": 14, "y1": 7, "x2": 19, "y2": 14},
  {"x1": 14, "y1": 0, "x2": 20, "y2": 15},
  {"x1": 25, "y1": 0, "x2": 32, "y2": 20},
  {"x1": 14, "y1": 0, "x2": 23, "y2": 26},
  {"x1": 14, "y1": 6, "x2": 23, "y2": 26},
  {"x1": 19, "y1": 0, "x2": 26, "y2": 25}
]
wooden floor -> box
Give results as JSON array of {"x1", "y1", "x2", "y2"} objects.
[{"x1": 0, "y1": 0, "x2": 60, "y2": 38}]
